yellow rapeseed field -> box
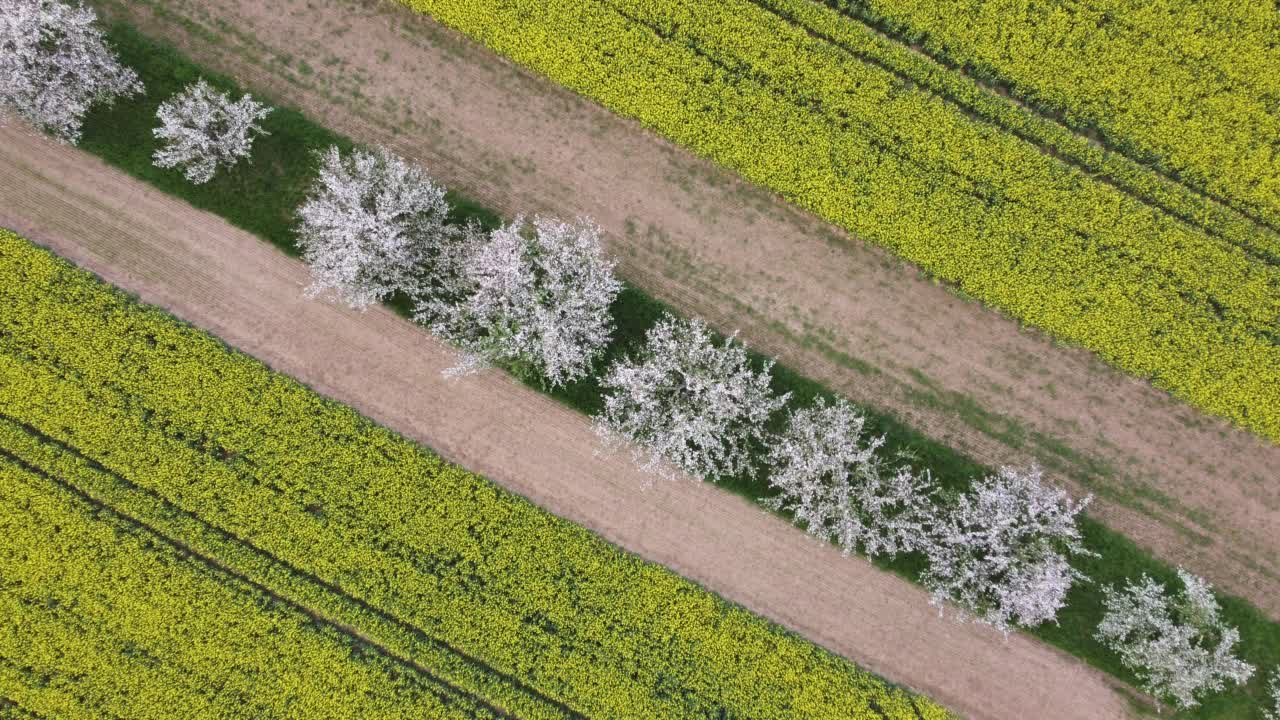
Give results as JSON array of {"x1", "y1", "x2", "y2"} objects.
[
  {"x1": 846, "y1": 0, "x2": 1280, "y2": 227},
  {"x1": 0, "y1": 229, "x2": 953, "y2": 719}
]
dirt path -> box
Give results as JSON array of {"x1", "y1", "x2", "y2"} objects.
[
  {"x1": 87, "y1": 0, "x2": 1280, "y2": 617},
  {"x1": 0, "y1": 125, "x2": 1141, "y2": 720}
]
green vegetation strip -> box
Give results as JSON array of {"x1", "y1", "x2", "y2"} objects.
[
  {"x1": 834, "y1": 0, "x2": 1280, "y2": 230},
  {"x1": 397, "y1": 0, "x2": 1280, "y2": 445},
  {"x1": 0, "y1": 444, "x2": 499, "y2": 720},
  {"x1": 0, "y1": 228, "x2": 953, "y2": 719},
  {"x1": 64, "y1": 24, "x2": 1280, "y2": 719}
]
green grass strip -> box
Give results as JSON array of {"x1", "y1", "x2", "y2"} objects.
[{"x1": 64, "y1": 23, "x2": 1280, "y2": 718}]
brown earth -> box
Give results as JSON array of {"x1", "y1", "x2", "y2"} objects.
[
  {"x1": 86, "y1": 0, "x2": 1280, "y2": 616},
  {"x1": 0, "y1": 124, "x2": 1141, "y2": 719}
]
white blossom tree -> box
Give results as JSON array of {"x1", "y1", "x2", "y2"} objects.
[
  {"x1": 763, "y1": 397, "x2": 935, "y2": 558},
  {"x1": 296, "y1": 145, "x2": 453, "y2": 310},
  {"x1": 595, "y1": 315, "x2": 788, "y2": 481},
  {"x1": 152, "y1": 79, "x2": 271, "y2": 184},
  {"x1": 432, "y1": 215, "x2": 621, "y2": 387},
  {"x1": 0, "y1": 0, "x2": 142, "y2": 142},
  {"x1": 410, "y1": 218, "x2": 485, "y2": 327},
  {"x1": 1095, "y1": 569, "x2": 1254, "y2": 710},
  {"x1": 1265, "y1": 667, "x2": 1280, "y2": 720},
  {"x1": 920, "y1": 465, "x2": 1092, "y2": 632}
]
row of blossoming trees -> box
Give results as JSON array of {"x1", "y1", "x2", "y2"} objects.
[{"x1": 2, "y1": 0, "x2": 1277, "y2": 712}]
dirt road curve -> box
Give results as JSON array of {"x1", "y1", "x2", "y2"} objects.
[
  {"x1": 0, "y1": 125, "x2": 1138, "y2": 719},
  {"x1": 90, "y1": 0, "x2": 1280, "y2": 617}
]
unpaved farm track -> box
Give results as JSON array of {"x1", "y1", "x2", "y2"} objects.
[
  {"x1": 87, "y1": 0, "x2": 1280, "y2": 615},
  {"x1": 0, "y1": 126, "x2": 1140, "y2": 720}
]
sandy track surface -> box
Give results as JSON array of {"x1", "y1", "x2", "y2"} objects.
[
  {"x1": 88, "y1": 0, "x2": 1280, "y2": 617},
  {"x1": 0, "y1": 124, "x2": 1139, "y2": 720}
]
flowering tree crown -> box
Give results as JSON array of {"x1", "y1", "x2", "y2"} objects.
[
  {"x1": 596, "y1": 315, "x2": 788, "y2": 481},
  {"x1": 1265, "y1": 667, "x2": 1280, "y2": 720},
  {"x1": 1, "y1": 0, "x2": 142, "y2": 142},
  {"x1": 296, "y1": 145, "x2": 452, "y2": 310},
  {"x1": 921, "y1": 465, "x2": 1092, "y2": 632},
  {"x1": 1096, "y1": 569, "x2": 1254, "y2": 710},
  {"x1": 764, "y1": 397, "x2": 934, "y2": 558},
  {"x1": 153, "y1": 78, "x2": 272, "y2": 184},
  {"x1": 435, "y1": 215, "x2": 621, "y2": 387}
]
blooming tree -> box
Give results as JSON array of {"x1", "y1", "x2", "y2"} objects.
[
  {"x1": 1095, "y1": 569, "x2": 1254, "y2": 709},
  {"x1": 152, "y1": 79, "x2": 272, "y2": 184},
  {"x1": 433, "y1": 215, "x2": 621, "y2": 387},
  {"x1": 0, "y1": 0, "x2": 142, "y2": 142},
  {"x1": 920, "y1": 465, "x2": 1092, "y2": 632},
  {"x1": 1265, "y1": 667, "x2": 1280, "y2": 720},
  {"x1": 296, "y1": 145, "x2": 453, "y2": 310},
  {"x1": 763, "y1": 397, "x2": 934, "y2": 558},
  {"x1": 595, "y1": 314, "x2": 788, "y2": 481},
  {"x1": 410, "y1": 218, "x2": 485, "y2": 327}
]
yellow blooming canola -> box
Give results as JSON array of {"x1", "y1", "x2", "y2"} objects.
[
  {"x1": 0, "y1": 229, "x2": 953, "y2": 719},
  {"x1": 399, "y1": 0, "x2": 1280, "y2": 444},
  {"x1": 0, "y1": 452, "x2": 498, "y2": 720},
  {"x1": 848, "y1": 0, "x2": 1280, "y2": 229}
]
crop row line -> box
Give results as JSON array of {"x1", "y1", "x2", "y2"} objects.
[
  {"x1": 595, "y1": 0, "x2": 1068, "y2": 226},
  {"x1": 0, "y1": 445, "x2": 514, "y2": 718},
  {"x1": 0, "y1": 450, "x2": 501, "y2": 720},
  {"x1": 812, "y1": 0, "x2": 1280, "y2": 240},
  {"x1": 0, "y1": 413, "x2": 582, "y2": 720},
  {"x1": 743, "y1": 0, "x2": 1280, "y2": 264},
  {"x1": 603, "y1": 0, "x2": 1038, "y2": 208}
]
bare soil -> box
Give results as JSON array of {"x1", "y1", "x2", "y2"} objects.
[
  {"x1": 87, "y1": 0, "x2": 1280, "y2": 616},
  {"x1": 0, "y1": 125, "x2": 1141, "y2": 719}
]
